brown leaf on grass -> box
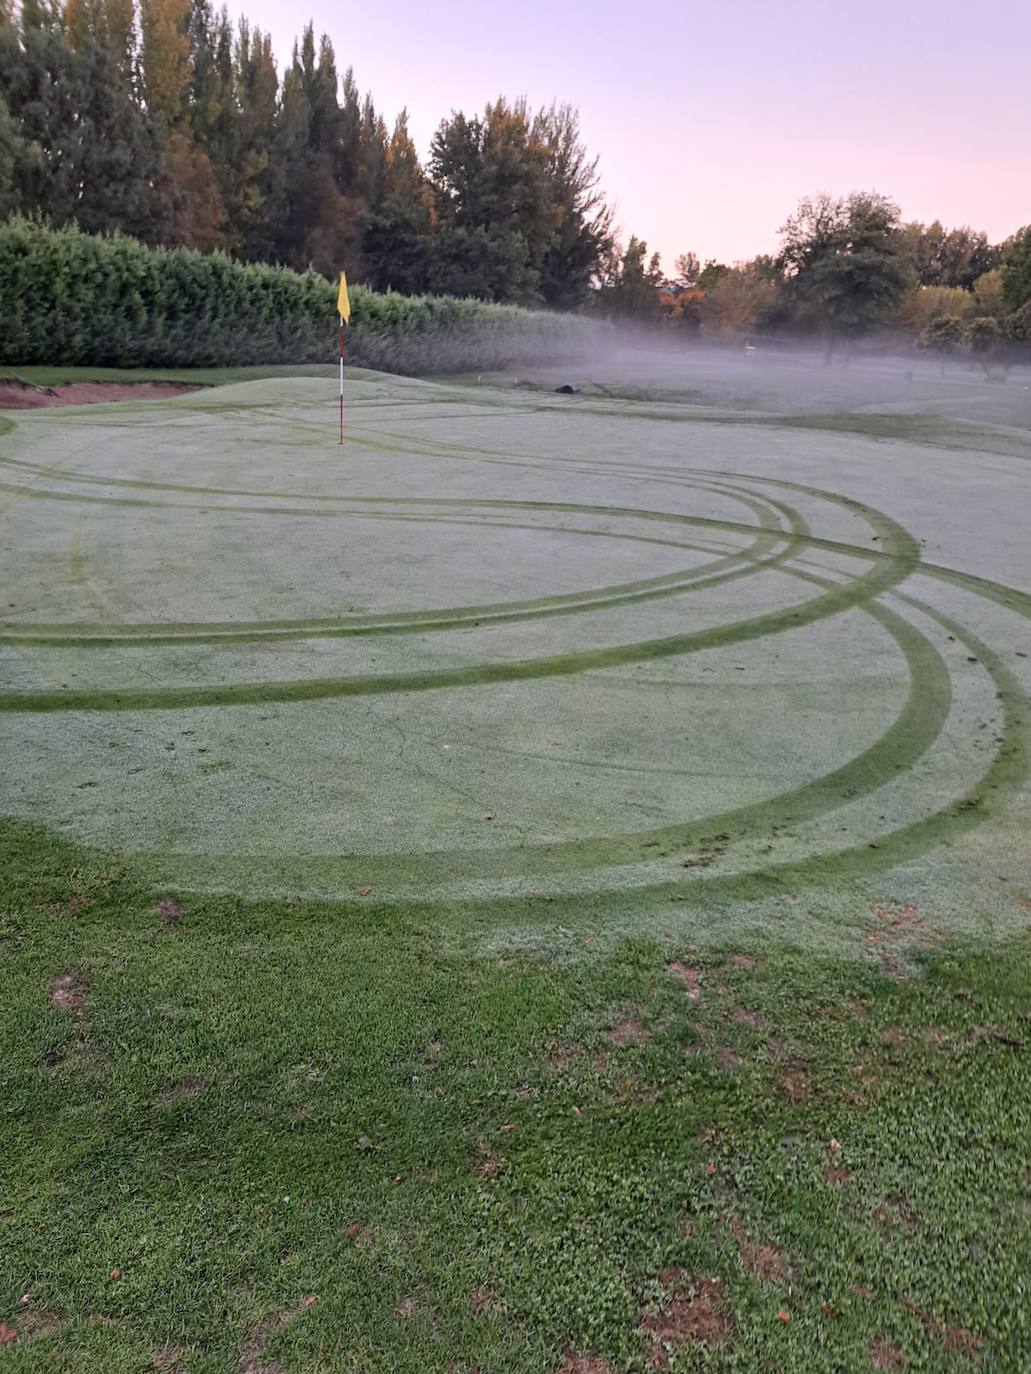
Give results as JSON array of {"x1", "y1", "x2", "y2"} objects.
[
  {"x1": 871, "y1": 1338, "x2": 905, "y2": 1369},
  {"x1": 666, "y1": 962, "x2": 701, "y2": 999},
  {"x1": 641, "y1": 1270, "x2": 732, "y2": 1367}
]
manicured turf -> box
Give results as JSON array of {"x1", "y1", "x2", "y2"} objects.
[
  {"x1": 1, "y1": 351, "x2": 1029, "y2": 1371},
  {"x1": 3, "y1": 823, "x2": 1030, "y2": 1372}
]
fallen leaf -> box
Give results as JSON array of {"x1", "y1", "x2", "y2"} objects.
[
  {"x1": 358, "y1": 887, "x2": 373, "y2": 897},
  {"x1": 777, "y1": 1310, "x2": 791, "y2": 1322}
]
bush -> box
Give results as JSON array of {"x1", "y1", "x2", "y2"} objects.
[{"x1": 0, "y1": 218, "x2": 606, "y2": 373}]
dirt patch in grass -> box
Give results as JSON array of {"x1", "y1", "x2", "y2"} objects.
[
  {"x1": 609, "y1": 1075, "x2": 662, "y2": 1104},
  {"x1": 874, "y1": 1194, "x2": 918, "y2": 1237},
  {"x1": 48, "y1": 969, "x2": 87, "y2": 1014},
  {"x1": 0, "y1": 380, "x2": 203, "y2": 409},
  {"x1": 48, "y1": 967, "x2": 88, "y2": 1022},
  {"x1": 1, "y1": 1298, "x2": 63, "y2": 1346},
  {"x1": 730, "y1": 1219, "x2": 787, "y2": 1282},
  {"x1": 344, "y1": 1222, "x2": 376, "y2": 1249},
  {"x1": 469, "y1": 1286, "x2": 499, "y2": 1314},
  {"x1": 553, "y1": 1355, "x2": 615, "y2": 1374},
  {"x1": 871, "y1": 1337, "x2": 905, "y2": 1370},
  {"x1": 642, "y1": 1269, "x2": 732, "y2": 1367},
  {"x1": 726, "y1": 954, "x2": 758, "y2": 971},
  {"x1": 546, "y1": 1041, "x2": 581, "y2": 1070},
  {"x1": 733, "y1": 1007, "x2": 764, "y2": 1027},
  {"x1": 902, "y1": 1297, "x2": 983, "y2": 1364},
  {"x1": 236, "y1": 1296, "x2": 316, "y2": 1374},
  {"x1": 607, "y1": 1017, "x2": 650, "y2": 1046},
  {"x1": 823, "y1": 1166, "x2": 851, "y2": 1186},
  {"x1": 779, "y1": 1061, "x2": 811, "y2": 1103},
  {"x1": 159, "y1": 1074, "x2": 202, "y2": 1104},
  {"x1": 151, "y1": 1344, "x2": 191, "y2": 1372},
  {"x1": 666, "y1": 961, "x2": 701, "y2": 999},
  {"x1": 477, "y1": 1153, "x2": 502, "y2": 1180}
]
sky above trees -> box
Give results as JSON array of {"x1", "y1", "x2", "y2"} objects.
[{"x1": 225, "y1": 0, "x2": 1029, "y2": 271}]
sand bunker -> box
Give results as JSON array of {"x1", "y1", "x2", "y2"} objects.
[{"x1": 0, "y1": 380, "x2": 202, "y2": 409}]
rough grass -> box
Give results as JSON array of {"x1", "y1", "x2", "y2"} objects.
[{"x1": 1, "y1": 819, "x2": 1029, "y2": 1373}]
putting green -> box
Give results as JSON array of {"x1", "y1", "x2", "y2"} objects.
[{"x1": 1, "y1": 366, "x2": 1029, "y2": 925}]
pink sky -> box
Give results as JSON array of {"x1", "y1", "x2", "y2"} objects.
[{"x1": 227, "y1": 0, "x2": 1030, "y2": 271}]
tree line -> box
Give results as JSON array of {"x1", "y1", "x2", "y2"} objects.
[
  {"x1": 0, "y1": 0, "x2": 612, "y2": 307},
  {"x1": 622, "y1": 195, "x2": 1031, "y2": 361},
  {"x1": 1, "y1": 1, "x2": 1029, "y2": 358}
]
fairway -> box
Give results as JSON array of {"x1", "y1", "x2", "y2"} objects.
[
  {"x1": 2, "y1": 359, "x2": 1029, "y2": 927},
  {"x1": 2, "y1": 355, "x2": 1031, "y2": 1373}
]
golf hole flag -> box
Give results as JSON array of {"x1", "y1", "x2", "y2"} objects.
[{"x1": 337, "y1": 271, "x2": 351, "y2": 444}]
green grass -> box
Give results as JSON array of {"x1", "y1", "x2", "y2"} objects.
[{"x1": 2, "y1": 819, "x2": 1029, "y2": 1372}]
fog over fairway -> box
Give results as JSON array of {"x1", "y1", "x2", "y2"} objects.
[{"x1": 1, "y1": 350, "x2": 1028, "y2": 943}]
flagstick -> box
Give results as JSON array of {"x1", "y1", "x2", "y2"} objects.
[{"x1": 338, "y1": 314, "x2": 345, "y2": 445}]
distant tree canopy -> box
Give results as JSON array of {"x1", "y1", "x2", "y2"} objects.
[
  {"x1": 899, "y1": 220, "x2": 1000, "y2": 290},
  {"x1": 0, "y1": 2, "x2": 614, "y2": 306},
  {"x1": 594, "y1": 236, "x2": 665, "y2": 320},
  {"x1": 778, "y1": 191, "x2": 913, "y2": 341},
  {"x1": 1000, "y1": 226, "x2": 1031, "y2": 312}
]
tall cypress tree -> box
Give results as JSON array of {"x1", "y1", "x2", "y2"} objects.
[
  {"x1": 362, "y1": 109, "x2": 432, "y2": 293},
  {"x1": 59, "y1": 0, "x2": 167, "y2": 240},
  {"x1": 232, "y1": 18, "x2": 279, "y2": 261}
]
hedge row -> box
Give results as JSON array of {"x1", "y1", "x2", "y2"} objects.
[{"x1": 0, "y1": 219, "x2": 607, "y2": 373}]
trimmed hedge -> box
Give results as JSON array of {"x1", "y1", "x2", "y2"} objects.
[{"x1": 0, "y1": 219, "x2": 606, "y2": 373}]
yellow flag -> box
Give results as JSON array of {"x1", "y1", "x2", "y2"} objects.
[{"x1": 337, "y1": 271, "x2": 351, "y2": 324}]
